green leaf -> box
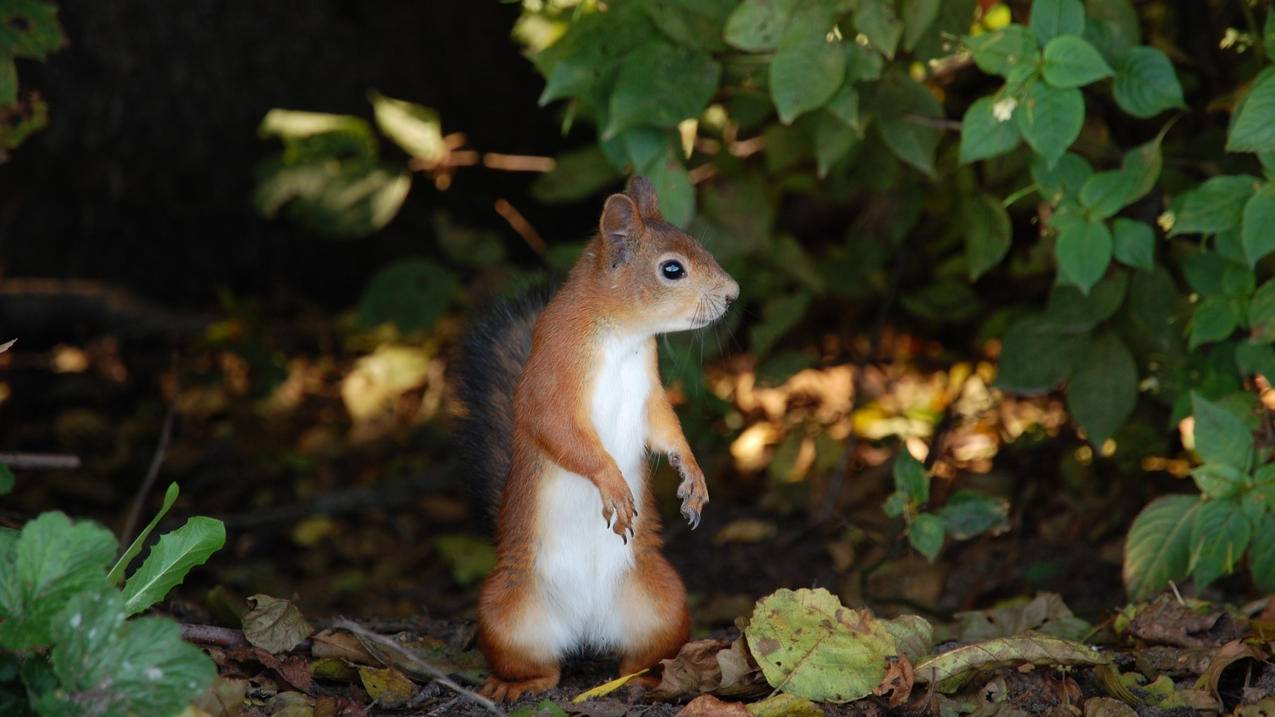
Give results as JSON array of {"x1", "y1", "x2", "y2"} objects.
[
  {"x1": 770, "y1": 11, "x2": 845, "y2": 125},
  {"x1": 47, "y1": 587, "x2": 215, "y2": 717},
  {"x1": 0, "y1": 0, "x2": 65, "y2": 61},
  {"x1": 909, "y1": 513, "x2": 945, "y2": 562},
  {"x1": 1043, "y1": 271, "x2": 1128, "y2": 331},
  {"x1": 958, "y1": 93, "x2": 1022, "y2": 165},
  {"x1": 606, "y1": 42, "x2": 720, "y2": 137},
  {"x1": 1169, "y1": 175, "x2": 1259, "y2": 236},
  {"x1": 358, "y1": 258, "x2": 460, "y2": 334},
  {"x1": 938, "y1": 490, "x2": 1008, "y2": 540},
  {"x1": 254, "y1": 152, "x2": 411, "y2": 240},
  {"x1": 1112, "y1": 219, "x2": 1155, "y2": 270},
  {"x1": 1041, "y1": 35, "x2": 1113, "y2": 88},
  {"x1": 724, "y1": 0, "x2": 798, "y2": 51},
  {"x1": 1118, "y1": 131, "x2": 1166, "y2": 205},
  {"x1": 642, "y1": 149, "x2": 696, "y2": 227},
  {"x1": 1123, "y1": 495, "x2": 1202, "y2": 600},
  {"x1": 963, "y1": 193, "x2": 1013, "y2": 279},
  {"x1": 1032, "y1": 152, "x2": 1093, "y2": 204},
  {"x1": 807, "y1": 109, "x2": 861, "y2": 178},
  {"x1": 1188, "y1": 498, "x2": 1252, "y2": 588},
  {"x1": 1029, "y1": 0, "x2": 1085, "y2": 45},
  {"x1": 0, "y1": 512, "x2": 116, "y2": 650},
  {"x1": 1065, "y1": 332, "x2": 1137, "y2": 447},
  {"x1": 108, "y1": 482, "x2": 180, "y2": 586},
  {"x1": 965, "y1": 26, "x2": 1039, "y2": 77},
  {"x1": 751, "y1": 291, "x2": 812, "y2": 358},
  {"x1": 1112, "y1": 46, "x2": 1185, "y2": 118},
  {"x1": 915, "y1": 633, "x2": 1107, "y2": 693},
  {"x1": 531, "y1": 146, "x2": 623, "y2": 204},
  {"x1": 536, "y1": 3, "x2": 651, "y2": 106},
  {"x1": 995, "y1": 319, "x2": 1088, "y2": 393},
  {"x1": 1056, "y1": 217, "x2": 1113, "y2": 294},
  {"x1": 1191, "y1": 392, "x2": 1254, "y2": 471},
  {"x1": 874, "y1": 72, "x2": 944, "y2": 175},
  {"x1": 1083, "y1": 0, "x2": 1140, "y2": 63},
  {"x1": 1188, "y1": 297, "x2": 1238, "y2": 349},
  {"x1": 1079, "y1": 170, "x2": 1138, "y2": 219},
  {"x1": 1236, "y1": 341, "x2": 1275, "y2": 378},
  {"x1": 1241, "y1": 184, "x2": 1275, "y2": 266},
  {"x1": 1250, "y1": 278, "x2": 1275, "y2": 342},
  {"x1": 853, "y1": 0, "x2": 903, "y2": 59},
  {"x1": 1228, "y1": 72, "x2": 1275, "y2": 153},
  {"x1": 0, "y1": 55, "x2": 14, "y2": 107},
  {"x1": 368, "y1": 91, "x2": 446, "y2": 163},
  {"x1": 0, "y1": 465, "x2": 11, "y2": 496},
  {"x1": 1016, "y1": 82, "x2": 1084, "y2": 168},
  {"x1": 122, "y1": 517, "x2": 226, "y2": 616},
  {"x1": 893, "y1": 449, "x2": 929, "y2": 504},
  {"x1": 1190, "y1": 463, "x2": 1245, "y2": 499},
  {"x1": 901, "y1": 0, "x2": 941, "y2": 52},
  {"x1": 641, "y1": 0, "x2": 735, "y2": 51},
  {"x1": 745, "y1": 588, "x2": 896, "y2": 703},
  {"x1": 1250, "y1": 513, "x2": 1275, "y2": 593}
]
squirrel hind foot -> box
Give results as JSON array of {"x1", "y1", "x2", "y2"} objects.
[{"x1": 479, "y1": 674, "x2": 560, "y2": 703}]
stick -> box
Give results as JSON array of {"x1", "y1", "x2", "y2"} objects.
[
  {"x1": 334, "y1": 619, "x2": 504, "y2": 716},
  {"x1": 181, "y1": 624, "x2": 247, "y2": 648},
  {"x1": 0, "y1": 452, "x2": 81, "y2": 470},
  {"x1": 121, "y1": 399, "x2": 177, "y2": 544},
  {"x1": 493, "y1": 198, "x2": 546, "y2": 255}
]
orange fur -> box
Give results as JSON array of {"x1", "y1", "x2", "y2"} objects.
[{"x1": 477, "y1": 177, "x2": 738, "y2": 702}]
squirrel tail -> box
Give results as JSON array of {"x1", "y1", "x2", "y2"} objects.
[{"x1": 452, "y1": 286, "x2": 552, "y2": 518}]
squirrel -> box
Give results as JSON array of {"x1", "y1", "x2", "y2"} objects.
[{"x1": 453, "y1": 176, "x2": 739, "y2": 701}]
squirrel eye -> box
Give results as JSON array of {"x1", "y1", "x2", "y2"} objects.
[{"x1": 660, "y1": 260, "x2": 687, "y2": 281}]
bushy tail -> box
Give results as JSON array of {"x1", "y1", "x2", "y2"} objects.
[{"x1": 452, "y1": 287, "x2": 552, "y2": 518}]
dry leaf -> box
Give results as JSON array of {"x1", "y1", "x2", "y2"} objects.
[
  {"x1": 1129, "y1": 593, "x2": 1239, "y2": 648},
  {"x1": 712, "y1": 519, "x2": 778, "y2": 545},
  {"x1": 716, "y1": 636, "x2": 767, "y2": 698},
  {"x1": 191, "y1": 676, "x2": 248, "y2": 717},
  {"x1": 1083, "y1": 696, "x2": 1137, "y2": 717},
  {"x1": 572, "y1": 669, "x2": 648, "y2": 703},
  {"x1": 675, "y1": 694, "x2": 749, "y2": 717},
  {"x1": 914, "y1": 632, "x2": 1108, "y2": 693},
  {"x1": 1198, "y1": 639, "x2": 1264, "y2": 702},
  {"x1": 311, "y1": 629, "x2": 377, "y2": 665},
  {"x1": 242, "y1": 595, "x2": 314, "y2": 654},
  {"x1": 873, "y1": 655, "x2": 914, "y2": 707},
  {"x1": 357, "y1": 665, "x2": 416, "y2": 706},
  {"x1": 652, "y1": 639, "x2": 726, "y2": 699},
  {"x1": 744, "y1": 693, "x2": 823, "y2": 716}
]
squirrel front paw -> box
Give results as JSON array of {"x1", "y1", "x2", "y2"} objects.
[
  {"x1": 672, "y1": 453, "x2": 709, "y2": 529},
  {"x1": 597, "y1": 469, "x2": 637, "y2": 543}
]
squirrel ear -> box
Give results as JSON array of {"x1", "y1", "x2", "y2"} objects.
[
  {"x1": 627, "y1": 176, "x2": 662, "y2": 221},
  {"x1": 599, "y1": 193, "x2": 644, "y2": 269}
]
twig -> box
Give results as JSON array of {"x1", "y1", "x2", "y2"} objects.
[
  {"x1": 181, "y1": 624, "x2": 247, "y2": 648},
  {"x1": 121, "y1": 397, "x2": 177, "y2": 544},
  {"x1": 0, "y1": 452, "x2": 81, "y2": 470},
  {"x1": 335, "y1": 618, "x2": 504, "y2": 716},
  {"x1": 493, "y1": 198, "x2": 546, "y2": 255},
  {"x1": 481, "y1": 153, "x2": 555, "y2": 172}
]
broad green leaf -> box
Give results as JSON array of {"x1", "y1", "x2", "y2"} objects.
[
  {"x1": 724, "y1": 0, "x2": 798, "y2": 51},
  {"x1": 751, "y1": 292, "x2": 812, "y2": 358},
  {"x1": 825, "y1": 80, "x2": 861, "y2": 129},
  {"x1": 1190, "y1": 463, "x2": 1245, "y2": 499},
  {"x1": 1056, "y1": 217, "x2": 1113, "y2": 294},
  {"x1": 48, "y1": 588, "x2": 214, "y2": 717},
  {"x1": 963, "y1": 193, "x2": 1012, "y2": 278},
  {"x1": 1241, "y1": 184, "x2": 1275, "y2": 266},
  {"x1": 901, "y1": 0, "x2": 941, "y2": 52},
  {"x1": 853, "y1": 0, "x2": 903, "y2": 58},
  {"x1": 1119, "y1": 131, "x2": 1166, "y2": 204},
  {"x1": 1250, "y1": 278, "x2": 1275, "y2": 342},
  {"x1": 909, "y1": 513, "x2": 945, "y2": 562},
  {"x1": 108, "y1": 482, "x2": 180, "y2": 586},
  {"x1": 844, "y1": 41, "x2": 885, "y2": 82},
  {"x1": 641, "y1": 0, "x2": 735, "y2": 51},
  {"x1": 1188, "y1": 297, "x2": 1238, "y2": 349},
  {"x1": 1228, "y1": 72, "x2": 1275, "y2": 153},
  {"x1": 1041, "y1": 35, "x2": 1113, "y2": 88},
  {"x1": 893, "y1": 449, "x2": 928, "y2": 504},
  {"x1": 1112, "y1": 219, "x2": 1155, "y2": 270},
  {"x1": 1188, "y1": 498, "x2": 1251, "y2": 588},
  {"x1": 938, "y1": 490, "x2": 1008, "y2": 540},
  {"x1": 1066, "y1": 332, "x2": 1137, "y2": 446},
  {"x1": 874, "y1": 72, "x2": 943, "y2": 175},
  {"x1": 1236, "y1": 341, "x2": 1275, "y2": 378},
  {"x1": 965, "y1": 25, "x2": 1039, "y2": 77},
  {"x1": 1043, "y1": 271, "x2": 1128, "y2": 331},
  {"x1": 368, "y1": 91, "x2": 446, "y2": 163},
  {"x1": 1191, "y1": 392, "x2": 1254, "y2": 471},
  {"x1": 770, "y1": 12, "x2": 845, "y2": 124},
  {"x1": 1250, "y1": 513, "x2": 1275, "y2": 593},
  {"x1": 1016, "y1": 82, "x2": 1084, "y2": 167},
  {"x1": 1112, "y1": 46, "x2": 1185, "y2": 118},
  {"x1": 1079, "y1": 170, "x2": 1137, "y2": 219},
  {"x1": 254, "y1": 154, "x2": 410, "y2": 239},
  {"x1": 537, "y1": 4, "x2": 652, "y2": 105},
  {"x1": 531, "y1": 146, "x2": 623, "y2": 204},
  {"x1": 807, "y1": 109, "x2": 861, "y2": 178},
  {"x1": 0, "y1": 0, "x2": 65, "y2": 61},
  {"x1": 122, "y1": 517, "x2": 226, "y2": 616},
  {"x1": 0, "y1": 512, "x2": 116, "y2": 650},
  {"x1": 745, "y1": 588, "x2": 896, "y2": 703},
  {"x1": 1028, "y1": 0, "x2": 1085, "y2": 45},
  {"x1": 915, "y1": 633, "x2": 1107, "y2": 693},
  {"x1": 242, "y1": 594, "x2": 314, "y2": 654},
  {"x1": 1032, "y1": 152, "x2": 1093, "y2": 204},
  {"x1": 606, "y1": 42, "x2": 720, "y2": 137},
  {"x1": 0, "y1": 465, "x2": 11, "y2": 496},
  {"x1": 643, "y1": 149, "x2": 696, "y2": 226},
  {"x1": 358, "y1": 258, "x2": 460, "y2": 334},
  {"x1": 1083, "y1": 0, "x2": 1140, "y2": 63},
  {"x1": 1169, "y1": 175, "x2": 1259, "y2": 236},
  {"x1": 995, "y1": 319, "x2": 1088, "y2": 393},
  {"x1": 1123, "y1": 495, "x2": 1201, "y2": 601},
  {"x1": 958, "y1": 93, "x2": 1022, "y2": 164}
]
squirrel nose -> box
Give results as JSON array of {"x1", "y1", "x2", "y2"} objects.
[{"x1": 722, "y1": 279, "x2": 740, "y2": 306}]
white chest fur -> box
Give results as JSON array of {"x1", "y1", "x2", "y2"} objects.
[{"x1": 533, "y1": 335, "x2": 653, "y2": 654}]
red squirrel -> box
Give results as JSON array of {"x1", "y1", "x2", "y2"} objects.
[{"x1": 454, "y1": 176, "x2": 739, "y2": 701}]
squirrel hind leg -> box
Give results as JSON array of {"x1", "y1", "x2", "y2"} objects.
[
  {"x1": 616, "y1": 551, "x2": 691, "y2": 679},
  {"x1": 479, "y1": 671, "x2": 560, "y2": 703}
]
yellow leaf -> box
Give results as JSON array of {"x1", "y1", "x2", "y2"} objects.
[{"x1": 572, "y1": 669, "x2": 648, "y2": 703}]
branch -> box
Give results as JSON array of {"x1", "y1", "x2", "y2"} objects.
[{"x1": 0, "y1": 452, "x2": 81, "y2": 470}]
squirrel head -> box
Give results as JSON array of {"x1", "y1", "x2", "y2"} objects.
[{"x1": 594, "y1": 176, "x2": 739, "y2": 335}]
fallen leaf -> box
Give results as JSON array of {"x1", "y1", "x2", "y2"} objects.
[
  {"x1": 716, "y1": 636, "x2": 767, "y2": 698},
  {"x1": 883, "y1": 614, "x2": 934, "y2": 663},
  {"x1": 357, "y1": 665, "x2": 416, "y2": 706},
  {"x1": 192, "y1": 676, "x2": 248, "y2": 717},
  {"x1": 572, "y1": 668, "x2": 648, "y2": 703},
  {"x1": 1083, "y1": 696, "x2": 1137, "y2": 717},
  {"x1": 913, "y1": 632, "x2": 1108, "y2": 693},
  {"x1": 1134, "y1": 645, "x2": 1214, "y2": 676},
  {"x1": 873, "y1": 655, "x2": 914, "y2": 707},
  {"x1": 1129, "y1": 593, "x2": 1239, "y2": 647},
  {"x1": 652, "y1": 640, "x2": 725, "y2": 699},
  {"x1": 952, "y1": 593, "x2": 1090, "y2": 642},
  {"x1": 1239, "y1": 697, "x2": 1275, "y2": 716},
  {"x1": 1197, "y1": 640, "x2": 1264, "y2": 703},
  {"x1": 253, "y1": 648, "x2": 314, "y2": 693},
  {"x1": 676, "y1": 694, "x2": 749, "y2": 717},
  {"x1": 243, "y1": 595, "x2": 314, "y2": 654},
  {"x1": 266, "y1": 691, "x2": 313, "y2": 717},
  {"x1": 311, "y1": 629, "x2": 377, "y2": 665},
  {"x1": 744, "y1": 693, "x2": 823, "y2": 716},
  {"x1": 744, "y1": 587, "x2": 897, "y2": 703},
  {"x1": 712, "y1": 519, "x2": 778, "y2": 545},
  {"x1": 311, "y1": 657, "x2": 358, "y2": 682}
]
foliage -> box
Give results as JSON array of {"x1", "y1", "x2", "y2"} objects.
[
  {"x1": 0, "y1": 481, "x2": 224, "y2": 716},
  {"x1": 0, "y1": 0, "x2": 63, "y2": 154}
]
